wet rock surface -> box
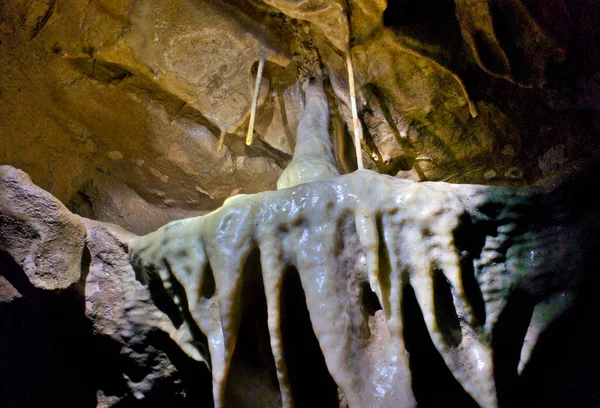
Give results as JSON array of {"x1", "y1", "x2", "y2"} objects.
[
  {"x1": 3, "y1": 164, "x2": 599, "y2": 407},
  {"x1": 1, "y1": 0, "x2": 600, "y2": 235},
  {"x1": 1, "y1": 0, "x2": 600, "y2": 406}
]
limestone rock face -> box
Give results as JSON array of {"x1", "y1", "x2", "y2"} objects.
[
  {"x1": 0, "y1": 161, "x2": 599, "y2": 407},
  {"x1": 0, "y1": 165, "x2": 86, "y2": 291},
  {"x1": 81, "y1": 218, "x2": 212, "y2": 406},
  {"x1": 0, "y1": 166, "x2": 210, "y2": 407},
  {"x1": 1, "y1": 0, "x2": 600, "y2": 405},
  {"x1": 1, "y1": 0, "x2": 599, "y2": 237},
  {"x1": 71, "y1": 175, "x2": 207, "y2": 236},
  {"x1": 0, "y1": 0, "x2": 297, "y2": 222}
]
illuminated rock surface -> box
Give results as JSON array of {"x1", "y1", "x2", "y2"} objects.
[
  {"x1": 2, "y1": 0, "x2": 599, "y2": 227},
  {"x1": 129, "y1": 165, "x2": 598, "y2": 407},
  {"x1": 1, "y1": 161, "x2": 599, "y2": 407},
  {"x1": 2, "y1": 0, "x2": 600, "y2": 407}
]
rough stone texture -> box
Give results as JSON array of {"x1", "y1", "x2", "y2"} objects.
[
  {"x1": 0, "y1": 165, "x2": 212, "y2": 407},
  {"x1": 0, "y1": 163, "x2": 598, "y2": 407},
  {"x1": 0, "y1": 0, "x2": 297, "y2": 221},
  {"x1": 70, "y1": 175, "x2": 207, "y2": 236},
  {"x1": 80, "y1": 217, "x2": 212, "y2": 406},
  {"x1": 1, "y1": 0, "x2": 599, "y2": 237},
  {"x1": 1, "y1": 0, "x2": 600, "y2": 406},
  {"x1": 0, "y1": 165, "x2": 86, "y2": 290}
]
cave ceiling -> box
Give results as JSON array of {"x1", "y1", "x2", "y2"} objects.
[{"x1": 1, "y1": 0, "x2": 599, "y2": 234}]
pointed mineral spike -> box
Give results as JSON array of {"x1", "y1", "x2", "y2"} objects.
[
  {"x1": 246, "y1": 56, "x2": 266, "y2": 146},
  {"x1": 355, "y1": 212, "x2": 382, "y2": 297},
  {"x1": 259, "y1": 227, "x2": 295, "y2": 408},
  {"x1": 518, "y1": 292, "x2": 576, "y2": 375}
]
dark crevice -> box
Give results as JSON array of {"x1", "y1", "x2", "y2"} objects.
[
  {"x1": 146, "y1": 267, "x2": 185, "y2": 328},
  {"x1": 403, "y1": 284, "x2": 479, "y2": 407},
  {"x1": 29, "y1": 0, "x2": 56, "y2": 40},
  {"x1": 243, "y1": 135, "x2": 292, "y2": 168},
  {"x1": 383, "y1": 0, "x2": 455, "y2": 27},
  {"x1": 225, "y1": 249, "x2": 281, "y2": 407},
  {"x1": 491, "y1": 289, "x2": 536, "y2": 407},
  {"x1": 143, "y1": 261, "x2": 210, "y2": 365},
  {"x1": 67, "y1": 58, "x2": 133, "y2": 84},
  {"x1": 280, "y1": 266, "x2": 339, "y2": 408},
  {"x1": 360, "y1": 281, "x2": 382, "y2": 318},
  {"x1": 453, "y1": 212, "x2": 487, "y2": 326},
  {"x1": 73, "y1": 245, "x2": 92, "y2": 297},
  {"x1": 376, "y1": 214, "x2": 392, "y2": 316},
  {"x1": 325, "y1": 81, "x2": 357, "y2": 174},
  {"x1": 200, "y1": 262, "x2": 216, "y2": 299},
  {"x1": 476, "y1": 201, "x2": 505, "y2": 220},
  {"x1": 433, "y1": 270, "x2": 463, "y2": 348},
  {"x1": 125, "y1": 77, "x2": 223, "y2": 139},
  {"x1": 472, "y1": 31, "x2": 511, "y2": 76}
]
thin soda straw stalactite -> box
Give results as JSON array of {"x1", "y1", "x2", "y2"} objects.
[
  {"x1": 345, "y1": 47, "x2": 363, "y2": 170},
  {"x1": 217, "y1": 130, "x2": 226, "y2": 152},
  {"x1": 341, "y1": 1, "x2": 363, "y2": 170},
  {"x1": 246, "y1": 56, "x2": 266, "y2": 146}
]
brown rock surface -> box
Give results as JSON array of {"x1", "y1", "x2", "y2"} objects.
[
  {"x1": 1, "y1": 0, "x2": 600, "y2": 406},
  {"x1": 2, "y1": 0, "x2": 599, "y2": 236}
]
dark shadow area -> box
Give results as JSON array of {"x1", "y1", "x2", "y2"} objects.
[
  {"x1": 383, "y1": 0, "x2": 455, "y2": 27},
  {"x1": 143, "y1": 259, "x2": 210, "y2": 360},
  {"x1": 453, "y1": 212, "x2": 489, "y2": 326},
  {"x1": 492, "y1": 271, "x2": 600, "y2": 408},
  {"x1": 433, "y1": 270, "x2": 462, "y2": 348},
  {"x1": 403, "y1": 284, "x2": 479, "y2": 408},
  {"x1": 325, "y1": 81, "x2": 358, "y2": 174},
  {"x1": 472, "y1": 32, "x2": 510, "y2": 76},
  {"x1": 114, "y1": 329, "x2": 214, "y2": 408},
  {"x1": 280, "y1": 266, "x2": 339, "y2": 408},
  {"x1": 1, "y1": 249, "x2": 215, "y2": 408},
  {"x1": 0, "y1": 251, "x2": 112, "y2": 408},
  {"x1": 225, "y1": 249, "x2": 281, "y2": 407},
  {"x1": 516, "y1": 269, "x2": 600, "y2": 408},
  {"x1": 376, "y1": 214, "x2": 393, "y2": 316},
  {"x1": 360, "y1": 281, "x2": 383, "y2": 318},
  {"x1": 491, "y1": 289, "x2": 536, "y2": 408},
  {"x1": 544, "y1": 158, "x2": 600, "y2": 221}
]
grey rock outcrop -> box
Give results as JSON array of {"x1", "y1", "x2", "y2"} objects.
[{"x1": 0, "y1": 165, "x2": 86, "y2": 291}]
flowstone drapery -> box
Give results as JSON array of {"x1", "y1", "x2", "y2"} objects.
[
  {"x1": 130, "y1": 165, "x2": 596, "y2": 407},
  {"x1": 2, "y1": 160, "x2": 597, "y2": 407},
  {"x1": 129, "y1": 80, "x2": 597, "y2": 408}
]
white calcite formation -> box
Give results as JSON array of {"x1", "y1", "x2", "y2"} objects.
[
  {"x1": 128, "y1": 78, "x2": 593, "y2": 408},
  {"x1": 129, "y1": 169, "x2": 489, "y2": 407},
  {"x1": 129, "y1": 166, "x2": 592, "y2": 408},
  {"x1": 277, "y1": 77, "x2": 340, "y2": 190}
]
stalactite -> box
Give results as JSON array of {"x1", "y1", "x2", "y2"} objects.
[{"x1": 130, "y1": 169, "x2": 512, "y2": 407}]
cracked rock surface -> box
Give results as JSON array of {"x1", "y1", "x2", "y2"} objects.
[
  {"x1": 2, "y1": 0, "x2": 600, "y2": 236},
  {"x1": 2, "y1": 0, "x2": 600, "y2": 407}
]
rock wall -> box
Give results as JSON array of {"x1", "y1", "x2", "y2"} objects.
[
  {"x1": 2, "y1": 0, "x2": 600, "y2": 407},
  {"x1": 1, "y1": 0, "x2": 600, "y2": 235}
]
